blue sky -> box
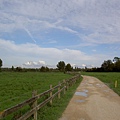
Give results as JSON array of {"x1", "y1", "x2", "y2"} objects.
[{"x1": 0, "y1": 0, "x2": 120, "y2": 68}]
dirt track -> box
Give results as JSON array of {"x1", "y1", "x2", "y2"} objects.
[{"x1": 59, "y1": 75, "x2": 120, "y2": 120}]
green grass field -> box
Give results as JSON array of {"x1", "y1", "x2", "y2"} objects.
[
  {"x1": 0, "y1": 72, "x2": 82, "y2": 120},
  {"x1": 81, "y1": 72, "x2": 120, "y2": 96}
]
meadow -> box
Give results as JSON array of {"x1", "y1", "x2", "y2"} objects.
[
  {"x1": 82, "y1": 72, "x2": 120, "y2": 96},
  {"x1": 0, "y1": 72, "x2": 82, "y2": 120},
  {"x1": 1, "y1": 72, "x2": 119, "y2": 119}
]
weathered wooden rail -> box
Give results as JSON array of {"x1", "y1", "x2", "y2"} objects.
[{"x1": 0, "y1": 74, "x2": 80, "y2": 120}]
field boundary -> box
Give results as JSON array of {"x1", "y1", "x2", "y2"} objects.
[{"x1": 0, "y1": 74, "x2": 80, "y2": 120}]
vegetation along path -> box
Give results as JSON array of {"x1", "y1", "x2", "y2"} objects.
[{"x1": 59, "y1": 75, "x2": 120, "y2": 120}]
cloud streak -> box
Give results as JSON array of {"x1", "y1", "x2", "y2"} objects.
[{"x1": 23, "y1": 27, "x2": 36, "y2": 43}]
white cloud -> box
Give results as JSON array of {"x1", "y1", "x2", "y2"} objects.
[
  {"x1": 23, "y1": 60, "x2": 46, "y2": 68},
  {"x1": 38, "y1": 61, "x2": 45, "y2": 65},
  {"x1": 0, "y1": 39, "x2": 114, "y2": 67},
  {"x1": 82, "y1": 64, "x2": 86, "y2": 67}
]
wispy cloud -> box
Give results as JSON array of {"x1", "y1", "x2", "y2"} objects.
[
  {"x1": 43, "y1": 40, "x2": 57, "y2": 44},
  {"x1": 1, "y1": 0, "x2": 120, "y2": 45},
  {"x1": 23, "y1": 27, "x2": 36, "y2": 43}
]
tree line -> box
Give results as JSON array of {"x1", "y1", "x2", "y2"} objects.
[
  {"x1": 87, "y1": 57, "x2": 120, "y2": 72},
  {"x1": 1, "y1": 57, "x2": 120, "y2": 72},
  {"x1": 0, "y1": 60, "x2": 74, "y2": 72}
]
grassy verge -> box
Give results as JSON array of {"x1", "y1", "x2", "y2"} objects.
[
  {"x1": 81, "y1": 72, "x2": 120, "y2": 96},
  {"x1": 37, "y1": 76, "x2": 82, "y2": 120},
  {"x1": 0, "y1": 72, "x2": 82, "y2": 120}
]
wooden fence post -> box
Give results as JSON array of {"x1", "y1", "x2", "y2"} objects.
[
  {"x1": 58, "y1": 82, "x2": 60, "y2": 99},
  {"x1": 32, "y1": 90, "x2": 37, "y2": 120},
  {"x1": 66, "y1": 81, "x2": 68, "y2": 90},
  {"x1": 71, "y1": 78, "x2": 73, "y2": 86},
  {"x1": 63, "y1": 80, "x2": 66, "y2": 94},
  {"x1": 70, "y1": 79, "x2": 72, "y2": 87},
  {"x1": 75, "y1": 77, "x2": 76, "y2": 83},
  {"x1": 74, "y1": 77, "x2": 76, "y2": 84},
  {"x1": 50, "y1": 85, "x2": 53, "y2": 105}
]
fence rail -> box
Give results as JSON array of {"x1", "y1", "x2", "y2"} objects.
[{"x1": 0, "y1": 74, "x2": 80, "y2": 120}]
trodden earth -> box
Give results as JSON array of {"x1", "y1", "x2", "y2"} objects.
[{"x1": 59, "y1": 75, "x2": 120, "y2": 120}]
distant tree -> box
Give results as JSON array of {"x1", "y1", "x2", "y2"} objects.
[
  {"x1": 0, "y1": 59, "x2": 2, "y2": 71},
  {"x1": 115, "y1": 61, "x2": 120, "y2": 71},
  {"x1": 57, "y1": 61, "x2": 65, "y2": 72},
  {"x1": 0, "y1": 59, "x2": 2, "y2": 67},
  {"x1": 16, "y1": 67, "x2": 22, "y2": 72},
  {"x1": 113, "y1": 57, "x2": 120, "y2": 63},
  {"x1": 12, "y1": 66, "x2": 14, "y2": 71},
  {"x1": 65, "y1": 63, "x2": 72, "y2": 71},
  {"x1": 113, "y1": 57, "x2": 120, "y2": 71},
  {"x1": 86, "y1": 57, "x2": 120, "y2": 72},
  {"x1": 101, "y1": 60, "x2": 113, "y2": 71},
  {"x1": 40, "y1": 66, "x2": 46, "y2": 72},
  {"x1": 74, "y1": 67, "x2": 81, "y2": 72},
  {"x1": 46, "y1": 67, "x2": 49, "y2": 72}
]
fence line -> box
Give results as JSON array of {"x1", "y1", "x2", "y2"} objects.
[{"x1": 0, "y1": 74, "x2": 80, "y2": 120}]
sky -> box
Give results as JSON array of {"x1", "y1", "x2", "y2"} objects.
[{"x1": 0, "y1": 0, "x2": 120, "y2": 68}]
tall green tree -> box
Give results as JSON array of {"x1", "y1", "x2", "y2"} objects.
[
  {"x1": 40, "y1": 66, "x2": 46, "y2": 72},
  {"x1": 101, "y1": 60, "x2": 113, "y2": 71},
  {"x1": 65, "y1": 63, "x2": 73, "y2": 71},
  {"x1": 0, "y1": 59, "x2": 2, "y2": 71},
  {"x1": 57, "y1": 61, "x2": 65, "y2": 71},
  {"x1": 12, "y1": 66, "x2": 14, "y2": 71},
  {"x1": 113, "y1": 57, "x2": 120, "y2": 71},
  {"x1": 45, "y1": 67, "x2": 49, "y2": 72}
]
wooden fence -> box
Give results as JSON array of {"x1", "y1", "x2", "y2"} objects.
[{"x1": 0, "y1": 74, "x2": 80, "y2": 120}]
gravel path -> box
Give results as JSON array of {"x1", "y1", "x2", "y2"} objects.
[{"x1": 59, "y1": 75, "x2": 120, "y2": 120}]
